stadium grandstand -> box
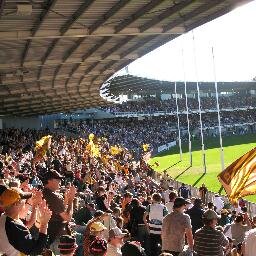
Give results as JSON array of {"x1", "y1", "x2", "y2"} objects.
[
  {"x1": 55, "y1": 75, "x2": 256, "y2": 157},
  {"x1": 0, "y1": 1, "x2": 256, "y2": 256}
]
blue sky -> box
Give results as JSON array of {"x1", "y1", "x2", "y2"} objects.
[{"x1": 121, "y1": 1, "x2": 256, "y2": 82}]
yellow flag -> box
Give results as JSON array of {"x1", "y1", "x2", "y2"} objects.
[
  {"x1": 142, "y1": 144, "x2": 149, "y2": 152},
  {"x1": 34, "y1": 135, "x2": 52, "y2": 162},
  {"x1": 110, "y1": 146, "x2": 122, "y2": 155},
  {"x1": 218, "y1": 147, "x2": 256, "y2": 204}
]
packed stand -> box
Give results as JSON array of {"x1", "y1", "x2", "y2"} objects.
[
  {"x1": 102, "y1": 95, "x2": 256, "y2": 114},
  {"x1": 58, "y1": 110, "x2": 256, "y2": 158},
  {"x1": 0, "y1": 128, "x2": 256, "y2": 255}
]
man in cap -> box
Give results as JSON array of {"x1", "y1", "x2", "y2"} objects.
[
  {"x1": 161, "y1": 197, "x2": 193, "y2": 256},
  {"x1": 106, "y1": 227, "x2": 127, "y2": 256},
  {"x1": 43, "y1": 170, "x2": 77, "y2": 252},
  {"x1": 194, "y1": 209, "x2": 228, "y2": 256},
  {"x1": 0, "y1": 185, "x2": 52, "y2": 255}
]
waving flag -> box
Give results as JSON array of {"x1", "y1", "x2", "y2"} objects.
[
  {"x1": 34, "y1": 135, "x2": 52, "y2": 162},
  {"x1": 218, "y1": 147, "x2": 256, "y2": 204}
]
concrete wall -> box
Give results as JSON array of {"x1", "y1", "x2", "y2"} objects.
[{"x1": 2, "y1": 117, "x2": 42, "y2": 130}]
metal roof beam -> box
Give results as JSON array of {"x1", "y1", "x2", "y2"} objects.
[
  {"x1": 38, "y1": 0, "x2": 95, "y2": 83},
  {"x1": 21, "y1": 0, "x2": 58, "y2": 66},
  {"x1": 163, "y1": 0, "x2": 224, "y2": 32},
  {"x1": 139, "y1": 0, "x2": 195, "y2": 32},
  {"x1": 115, "y1": 0, "x2": 163, "y2": 33},
  {"x1": 52, "y1": 0, "x2": 132, "y2": 88},
  {"x1": 88, "y1": 0, "x2": 131, "y2": 34},
  {"x1": 63, "y1": 0, "x2": 170, "y2": 90},
  {"x1": 0, "y1": 54, "x2": 139, "y2": 70},
  {"x1": 0, "y1": 27, "x2": 185, "y2": 41}
]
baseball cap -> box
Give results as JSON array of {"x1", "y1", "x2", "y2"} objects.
[
  {"x1": 173, "y1": 197, "x2": 190, "y2": 208},
  {"x1": 89, "y1": 236, "x2": 107, "y2": 255},
  {"x1": 44, "y1": 170, "x2": 63, "y2": 181},
  {"x1": 109, "y1": 227, "x2": 127, "y2": 239},
  {"x1": 0, "y1": 186, "x2": 32, "y2": 208},
  {"x1": 58, "y1": 235, "x2": 77, "y2": 255},
  {"x1": 121, "y1": 241, "x2": 147, "y2": 256},
  {"x1": 203, "y1": 209, "x2": 219, "y2": 220},
  {"x1": 90, "y1": 222, "x2": 107, "y2": 232}
]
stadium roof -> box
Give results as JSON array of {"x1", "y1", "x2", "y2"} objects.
[
  {"x1": 0, "y1": 0, "x2": 252, "y2": 116},
  {"x1": 106, "y1": 74, "x2": 256, "y2": 96}
]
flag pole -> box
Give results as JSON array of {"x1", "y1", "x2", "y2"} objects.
[
  {"x1": 175, "y1": 81, "x2": 183, "y2": 161},
  {"x1": 181, "y1": 46, "x2": 192, "y2": 167},
  {"x1": 192, "y1": 30, "x2": 207, "y2": 173},
  {"x1": 211, "y1": 46, "x2": 225, "y2": 171}
]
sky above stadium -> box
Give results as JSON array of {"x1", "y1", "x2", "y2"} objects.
[{"x1": 121, "y1": 1, "x2": 256, "y2": 82}]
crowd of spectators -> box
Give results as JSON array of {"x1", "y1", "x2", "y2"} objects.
[
  {"x1": 58, "y1": 109, "x2": 256, "y2": 158},
  {"x1": 1, "y1": 128, "x2": 256, "y2": 255},
  {"x1": 102, "y1": 95, "x2": 256, "y2": 114}
]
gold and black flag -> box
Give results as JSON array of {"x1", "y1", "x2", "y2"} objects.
[{"x1": 218, "y1": 147, "x2": 256, "y2": 204}]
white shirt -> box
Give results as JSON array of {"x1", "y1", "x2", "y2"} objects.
[
  {"x1": 164, "y1": 189, "x2": 171, "y2": 203},
  {"x1": 244, "y1": 228, "x2": 256, "y2": 256},
  {"x1": 106, "y1": 244, "x2": 122, "y2": 256},
  {"x1": 165, "y1": 201, "x2": 174, "y2": 213},
  {"x1": 214, "y1": 196, "x2": 224, "y2": 213}
]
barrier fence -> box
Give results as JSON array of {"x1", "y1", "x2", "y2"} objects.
[{"x1": 152, "y1": 170, "x2": 256, "y2": 216}]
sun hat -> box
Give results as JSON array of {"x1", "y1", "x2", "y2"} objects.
[
  {"x1": 0, "y1": 185, "x2": 32, "y2": 208},
  {"x1": 90, "y1": 222, "x2": 107, "y2": 232}
]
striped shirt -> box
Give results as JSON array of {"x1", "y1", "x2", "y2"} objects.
[
  {"x1": 194, "y1": 226, "x2": 228, "y2": 256},
  {"x1": 146, "y1": 203, "x2": 168, "y2": 235}
]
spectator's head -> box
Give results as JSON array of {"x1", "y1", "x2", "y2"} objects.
[
  {"x1": 130, "y1": 198, "x2": 140, "y2": 207},
  {"x1": 97, "y1": 186, "x2": 105, "y2": 196},
  {"x1": 173, "y1": 197, "x2": 190, "y2": 211},
  {"x1": 89, "y1": 236, "x2": 107, "y2": 256},
  {"x1": 220, "y1": 209, "x2": 229, "y2": 216},
  {"x1": 203, "y1": 209, "x2": 219, "y2": 227},
  {"x1": 207, "y1": 202, "x2": 214, "y2": 209},
  {"x1": 123, "y1": 192, "x2": 133, "y2": 203},
  {"x1": 121, "y1": 241, "x2": 147, "y2": 256},
  {"x1": 43, "y1": 170, "x2": 63, "y2": 191},
  {"x1": 58, "y1": 235, "x2": 77, "y2": 256},
  {"x1": 90, "y1": 221, "x2": 107, "y2": 237},
  {"x1": 108, "y1": 227, "x2": 126, "y2": 246},
  {"x1": 0, "y1": 185, "x2": 32, "y2": 217},
  {"x1": 112, "y1": 207, "x2": 121, "y2": 218},
  {"x1": 168, "y1": 191, "x2": 177, "y2": 202},
  {"x1": 235, "y1": 215, "x2": 244, "y2": 224},
  {"x1": 241, "y1": 206, "x2": 247, "y2": 213},
  {"x1": 152, "y1": 193, "x2": 162, "y2": 203},
  {"x1": 94, "y1": 210, "x2": 104, "y2": 218},
  {"x1": 193, "y1": 198, "x2": 202, "y2": 207},
  {"x1": 116, "y1": 216, "x2": 124, "y2": 229}
]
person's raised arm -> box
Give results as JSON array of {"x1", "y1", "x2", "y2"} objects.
[{"x1": 60, "y1": 185, "x2": 76, "y2": 222}]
